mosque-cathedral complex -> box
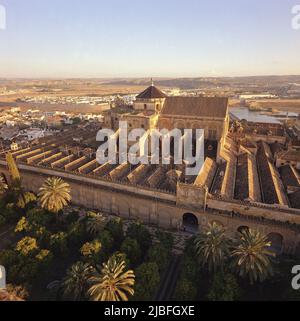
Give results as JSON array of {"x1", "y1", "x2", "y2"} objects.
[{"x1": 1, "y1": 83, "x2": 300, "y2": 256}]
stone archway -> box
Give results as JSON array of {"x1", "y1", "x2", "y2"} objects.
[
  {"x1": 182, "y1": 213, "x2": 199, "y2": 233},
  {"x1": 175, "y1": 121, "x2": 185, "y2": 130},
  {"x1": 267, "y1": 232, "x2": 284, "y2": 255}
]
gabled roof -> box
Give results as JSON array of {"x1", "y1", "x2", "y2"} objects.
[
  {"x1": 160, "y1": 96, "x2": 228, "y2": 119},
  {"x1": 136, "y1": 85, "x2": 167, "y2": 99}
]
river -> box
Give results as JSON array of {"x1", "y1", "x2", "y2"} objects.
[{"x1": 229, "y1": 107, "x2": 299, "y2": 124}]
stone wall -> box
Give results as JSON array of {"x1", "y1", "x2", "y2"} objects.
[{"x1": 1, "y1": 161, "x2": 300, "y2": 255}]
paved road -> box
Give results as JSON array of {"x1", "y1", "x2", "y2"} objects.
[{"x1": 154, "y1": 255, "x2": 182, "y2": 301}]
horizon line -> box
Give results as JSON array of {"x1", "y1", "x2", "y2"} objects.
[{"x1": 1, "y1": 74, "x2": 300, "y2": 81}]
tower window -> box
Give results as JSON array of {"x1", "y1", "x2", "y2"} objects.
[{"x1": 144, "y1": 104, "x2": 147, "y2": 110}]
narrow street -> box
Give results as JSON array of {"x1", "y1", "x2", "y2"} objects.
[{"x1": 154, "y1": 255, "x2": 182, "y2": 301}]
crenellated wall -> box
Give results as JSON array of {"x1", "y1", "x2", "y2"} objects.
[{"x1": 1, "y1": 160, "x2": 300, "y2": 255}]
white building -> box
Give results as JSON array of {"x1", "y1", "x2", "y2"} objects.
[{"x1": 21, "y1": 128, "x2": 45, "y2": 141}]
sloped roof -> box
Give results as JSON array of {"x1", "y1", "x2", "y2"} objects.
[
  {"x1": 136, "y1": 85, "x2": 167, "y2": 99},
  {"x1": 269, "y1": 142, "x2": 284, "y2": 156},
  {"x1": 277, "y1": 150, "x2": 300, "y2": 162},
  {"x1": 279, "y1": 165, "x2": 300, "y2": 188},
  {"x1": 160, "y1": 96, "x2": 228, "y2": 118},
  {"x1": 257, "y1": 141, "x2": 289, "y2": 206},
  {"x1": 289, "y1": 189, "x2": 300, "y2": 209},
  {"x1": 194, "y1": 157, "x2": 217, "y2": 189}
]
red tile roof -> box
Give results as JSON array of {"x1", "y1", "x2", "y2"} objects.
[
  {"x1": 160, "y1": 96, "x2": 228, "y2": 118},
  {"x1": 136, "y1": 85, "x2": 167, "y2": 99}
]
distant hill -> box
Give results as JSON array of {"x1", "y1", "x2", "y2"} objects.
[{"x1": 103, "y1": 75, "x2": 300, "y2": 90}]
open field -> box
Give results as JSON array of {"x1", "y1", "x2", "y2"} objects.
[
  {"x1": 0, "y1": 101, "x2": 110, "y2": 114},
  {"x1": 248, "y1": 99, "x2": 300, "y2": 113},
  {"x1": 0, "y1": 84, "x2": 147, "y2": 101},
  {"x1": 1, "y1": 77, "x2": 300, "y2": 113}
]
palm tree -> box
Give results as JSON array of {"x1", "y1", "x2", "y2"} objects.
[
  {"x1": 62, "y1": 261, "x2": 94, "y2": 301},
  {"x1": 0, "y1": 176, "x2": 8, "y2": 195},
  {"x1": 88, "y1": 256, "x2": 135, "y2": 301},
  {"x1": 0, "y1": 290, "x2": 23, "y2": 301},
  {"x1": 230, "y1": 229, "x2": 275, "y2": 284},
  {"x1": 86, "y1": 211, "x2": 106, "y2": 236},
  {"x1": 194, "y1": 222, "x2": 231, "y2": 272},
  {"x1": 0, "y1": 284, "x2": 28, "y2": 301},
  {"x1": 38, "y1": 177, "x2": 71, "y2": 214}
]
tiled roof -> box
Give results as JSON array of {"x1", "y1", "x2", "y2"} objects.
[
  {"x1": 244, "y1": 122, "x2": 285, "y2": 137},
  {"x1": 234, "y1": 153, "x2": 249, "y2": 200},
  {"x1": 277, "y1": 150, "x2": 300, "y2": 162},
  {"x1": 257, "y1": 141, "x2": 289, "y2": 206},
  {"x1": 136, "y1": 85, "x2": 167, "y2": 99},
  {"x1": 160, "y1": 96, "x2": 228, "y2": 119},
  {"x1": 289, "y1": 189, "x2": 300, "y2": 209},
  {"x1": 279, "y1": 165, "x2": 300, "y2": 188},
  {"x1": 269, "y1": 142, "x2": 284, "y2": 156},
  {"x1": 194, "y1": 157, "x2": 217, "y2": 189}
]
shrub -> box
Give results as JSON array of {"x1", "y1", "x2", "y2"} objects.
[
  {"x1": 26, "y1": 208, "x2": 53, "y2": 227},
  {"x1": 50, "y1": 232, "x2": 68, "y2": 256},
  {"x1": 174, "y1": 278, "x2": 197, "y2": 301},
  {"x1": 0, "y1": 215, "x2": 6, "y2": 227},
  {"x1": 68, "y1": 221, "x2": 88, "y2": 247},
  {"x1": 147, "y1": 243, "x2": 169, "y2": 273},
  {"x1": 80, "y1": 240, "x2": 102, "y2": 265},
  {"x1": 98, "y1": 230, "x2": 114, "y2": 257},
  {"x1": 207, "y1": 272, "x2": 241, "y2": 301},
  {"x1": 105, "y1": 217, "x2": 124, "y2": 247},
  {"x1": 120, "y1": 237, "x2": 142, "y2": 267},
  {"x1": 126, "y1": 222, "x2": 152, "y2": 253},
  {"x1": 15, "y1": 217, "x2": 30, "y2": 233},
  {"x1": 155, "y1": 229, "x2": 174, "y2": 250},
  {"x1": 35, "y1": 249, "x2": 54, "y2": 269},
  {"x1": 134, "y1": 262, "x2": 160, "y2": 301},
  {"x1": 17, "y1": 192, "x2": 37, "y2": 209},
  {"x1": 15, "y1": 237, "x2": 38, "y2": 256}
]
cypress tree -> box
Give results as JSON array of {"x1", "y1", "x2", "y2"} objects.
[{"x1": 6, "y1": 152, "x2": 21, "y2": 182}]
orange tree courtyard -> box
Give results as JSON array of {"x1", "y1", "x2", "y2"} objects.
[{"x1": 0, "y1": 154, "x2": 300, "y2": 301}]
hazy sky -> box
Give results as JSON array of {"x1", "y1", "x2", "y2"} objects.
[{"x1": 0, "y1": 0, "x2": 300, "y2": 78}]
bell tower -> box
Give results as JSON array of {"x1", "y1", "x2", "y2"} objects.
[{"x1": 133, "y1": 79, "x2": 167, "y2": 112}]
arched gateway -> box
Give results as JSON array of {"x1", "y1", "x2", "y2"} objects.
[
  {"x1": 267, "y1": 233, "x2": 284, "y2": 255},
  {"x1": 182, "y1": 213, "x2": 199, "y2": 233}
]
